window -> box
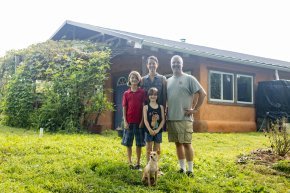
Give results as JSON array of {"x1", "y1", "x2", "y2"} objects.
[
  {"x1": 237, "y1": 74, "x2": 253, "y2": 104},
  {"x1": 209, "y1": 70, "x2": 253, "y2": 104},
  {"x1": 117, "y1": 77, "x2": 127, "y2": 86},
  {"x1": 209, "y1": 71, "x2": 234, "y2": 102}
]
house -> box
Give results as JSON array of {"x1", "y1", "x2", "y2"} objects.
[{"x1": 50, "y1": 20, "x2": 290, "y2": 132}]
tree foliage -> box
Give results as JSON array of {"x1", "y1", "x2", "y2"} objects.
[{"x1": 0, "y1": 40, "x2": 113, "y2": 132}]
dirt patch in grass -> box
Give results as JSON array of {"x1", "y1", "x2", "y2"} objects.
[{"x1": 237, "y1": 148, "x2": 290, "y2": 177}]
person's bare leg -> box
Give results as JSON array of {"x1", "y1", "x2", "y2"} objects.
[
  {"x1": 183, "y1": 143, "x2": 194, "y2": 161},
  {"x1": 175, "y1": 142, "x2": 186, "y2": 171},
  {"x1": 175, "y1": 142, "x2": 185, "y2": 159},
  {"x1": 183, "y1": 143, "x2": 194, "y2": 173},
  {"x1": 153, "y1": 142, "x2": 164, "y2": 175},
  {"x1": 136, "y1": 146, "x2": 142, "y2": 166},
  {"x1": 153, "y1": 142, "x2": 161, "y2": 157},
  {"x1": 127, "y1": 146, "x2": 132, "y2": 164},
  {"x1": 146, "y1": 142, "x2": 153, "y2": 162}
]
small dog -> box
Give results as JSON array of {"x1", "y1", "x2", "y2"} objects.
[{"x1": 142, "y1": 151, "x2": 158, "y2": 186}]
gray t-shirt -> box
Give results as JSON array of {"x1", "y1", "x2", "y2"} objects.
[{"x1": 167, "y1": 73, "x2": 201, "y2": 121}]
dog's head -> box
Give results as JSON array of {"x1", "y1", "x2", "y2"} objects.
[{"x1": 149, "y1": 151, "x2": 158, "y2": 162}]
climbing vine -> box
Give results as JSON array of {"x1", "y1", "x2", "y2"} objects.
[{"x1": 0, "y1": 40, "x2": 113, "y2": 132}]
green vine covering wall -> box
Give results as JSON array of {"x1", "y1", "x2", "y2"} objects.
[{"x1": 0, "y1": 40, "x2": 113, "y2": 132}]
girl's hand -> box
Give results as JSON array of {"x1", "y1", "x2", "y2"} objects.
[{"x1": 149, "y1": 129, "x2": 155, "y2": 136}]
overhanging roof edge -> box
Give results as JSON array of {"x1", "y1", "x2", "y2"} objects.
[
  {"x1": 143, "y1": 41, "x2": 290, "y2": 72},
  {"x1": 51, "y1": 20, "x2": 144, "y2": 44},
  {"x1": 50, "y1": 20, "x2": 69, "y2": 40},
  {"x1": 49, "y1": 20, "x2": 290, "y2": 72}
]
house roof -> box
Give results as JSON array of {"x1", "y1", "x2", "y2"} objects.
[{"x1": 50, "y1": 20, "x2": 290, "y2": 72}]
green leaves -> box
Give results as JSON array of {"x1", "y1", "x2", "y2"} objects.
[{"x1": 0, "y1": 40, "x2": 113, "y2": 132}]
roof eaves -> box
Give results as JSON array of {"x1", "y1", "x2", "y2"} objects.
[
  {"x1": 66, "y1": 20, "x2": 144, "y2": 45},
  {"x1": 143, "y1": 41, "x2": 290, "y2": 72},
  {"x1": 50, "y1": 20, "x2": 69, "y2": 40}
]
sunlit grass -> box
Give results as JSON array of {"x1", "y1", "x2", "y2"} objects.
[{"x1": 0, "y1": 126, "x2": 289, "y2": 193}]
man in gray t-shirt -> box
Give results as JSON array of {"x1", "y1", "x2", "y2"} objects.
[{"x1": 167, "y1": 55, "x2": 206, "y2": 177}]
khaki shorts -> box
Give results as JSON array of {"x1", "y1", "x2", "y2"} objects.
[{"x1": 167, "y1": 121, "x2": 193, "y2": 143}]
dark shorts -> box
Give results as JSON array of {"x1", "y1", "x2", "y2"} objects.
[
  {"x1": 121, "y1": 124, "x2": 146, "y2": 147},
  {"x1": 145, "y1": 132, "x2": 162, "y2": 143}
]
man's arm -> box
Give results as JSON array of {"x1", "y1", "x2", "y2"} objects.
[
  {"x1": 184, "y1": 87, "x2": 207, "y2": 116},
  {"x1": 193, "y1": 87, "x2": 207, "y2": 111},
  {"x1": 162, "y1": 76, "x2": 167, "y2": 109}
]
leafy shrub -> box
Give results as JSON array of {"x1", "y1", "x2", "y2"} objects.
[
  {"x1": 264, "y1": 117, "x2": 290, "y2": 156},
  {"x1": 2, "y1": 66, "x2": 35, "y2": 127},
  {"x1": 0, "y1": 40, "x2": 113, "y2": 132}
]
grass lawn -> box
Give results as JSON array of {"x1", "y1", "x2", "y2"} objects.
[{"x1": 0, "y1": 125, "x2": 289, "y2": 193}]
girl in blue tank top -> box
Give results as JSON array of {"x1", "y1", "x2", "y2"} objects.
[{"x1": 143, "y1": 87, "x2": 165, "y2": 163}]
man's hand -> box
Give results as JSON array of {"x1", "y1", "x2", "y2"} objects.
[{"x1": 184, "y1": 108, "x2": 198, "y2": 116}]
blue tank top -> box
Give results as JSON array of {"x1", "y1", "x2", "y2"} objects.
[{"x1": 146, "y1": 104, "x2": 162, "y2": 133}]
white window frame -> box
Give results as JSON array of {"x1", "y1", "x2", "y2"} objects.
[
  {"x1": 236, "y1": 74, "x2": 254, "y2": 104},
  {"x1": 209, "y1": 70, "x2": 234, "y2": 103}
]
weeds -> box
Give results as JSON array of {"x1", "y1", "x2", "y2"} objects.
[{"x1": 264, "y1": 117, "x2": 290, "y2": 156}]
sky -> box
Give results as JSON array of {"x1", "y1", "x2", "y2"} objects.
[{"x1": 1, "y1": 0, "x2": 290, "y2": 62}]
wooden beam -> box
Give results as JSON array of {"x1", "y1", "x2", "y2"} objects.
[
  {"x1": 149, "y1": 47, "x2": 158, "y2": 52},
  {"x1": 105, "y1": 36, "x2": 119, "y2": 43},
  {"x1": 86, "y1": 33, "x2": 104, "y2": 41}
]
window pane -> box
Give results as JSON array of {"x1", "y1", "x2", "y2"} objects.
[
  {"x1": 237, "y1": 75, "x2": 252, "y2": 102},
  {"x1": 210, "y1": 73, "x2": 221, "y2": 99},
  {"x1": 223, "y1": 74, "x2": 233, "y2": 100}
]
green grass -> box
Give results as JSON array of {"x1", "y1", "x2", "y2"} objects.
[{"x1": 0, "y1": 125, "x2": 289, "y2": 193}]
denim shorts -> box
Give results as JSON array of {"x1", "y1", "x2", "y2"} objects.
[
  {"x1": 145, "y1": 132, "x2": 162, "y2": 143},
  {"x1": 121, "y1": 123, "x2": 146, "y2": 147}
]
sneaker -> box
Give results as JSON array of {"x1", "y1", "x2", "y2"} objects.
[
  {"x1": 129, "y1": 164, "x2": 134, "y2": 170},
  {"x1": 186, "y1": 171, "x2": 194, "y2": 177},
  {"x1": 134, "y1": 164, "x2": 142, "y2": 171},
  {"x1": 177, "y1": 168, "x2": 185, "y2": 174}
]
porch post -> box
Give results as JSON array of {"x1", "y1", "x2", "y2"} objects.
[
  {"x1": 275, "y1": 69, "x2": 279, "y2": 80},
  {"x1": 141, "y1": 56, "x2": 147, "y2": 76}
]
